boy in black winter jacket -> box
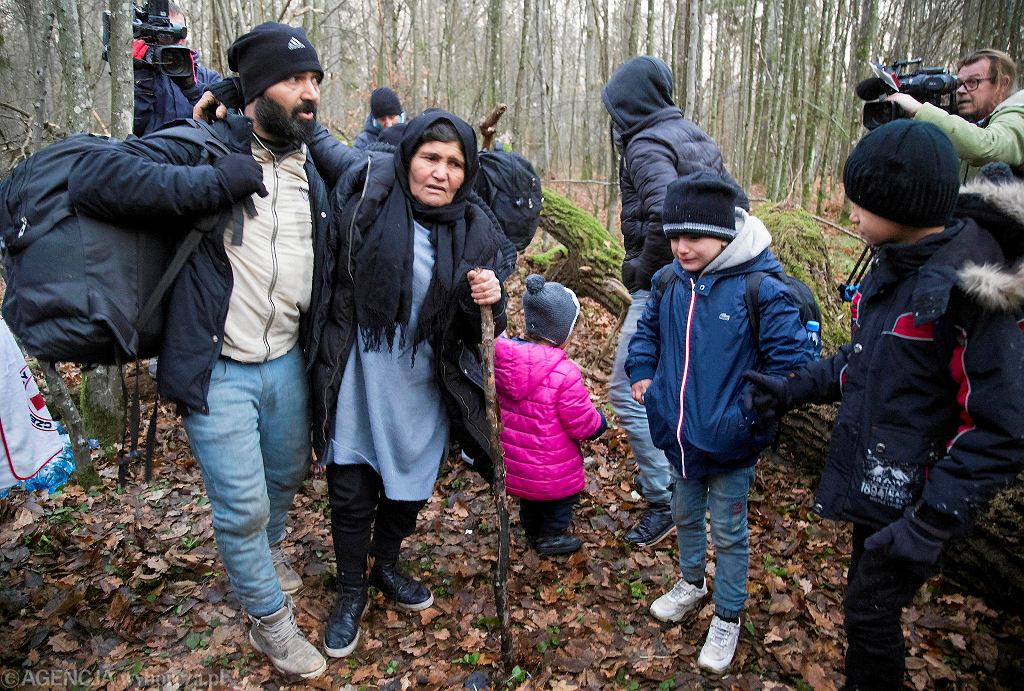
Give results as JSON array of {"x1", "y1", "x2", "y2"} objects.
[{"x1": 745, "y1": 120, "x2": 1024, "y2": 690}]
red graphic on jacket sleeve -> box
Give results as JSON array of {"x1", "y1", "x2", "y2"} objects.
[
  {"x1": 946, "y1": 329, "x2": 974, "y2": 450},
  {"x1": 884, "y1": 312, "x2": 935, "y2": 341}
]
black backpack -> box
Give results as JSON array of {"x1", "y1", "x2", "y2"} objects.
[
  {"x1": 0, "y1": 120, "x2": 230, "y2": 365},
  {"x1": 742, "y1": 271, "x2": 822, "y2": 352},
  {"x1": 655, "y1": 268, "x2": 822, "y2": 353},
  {"x1": 474, "y1": 150, "x2": 542, "y2": 251}
]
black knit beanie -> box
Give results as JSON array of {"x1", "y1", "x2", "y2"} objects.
[
  {"x1": 662, "y1": 171, "x2": 738, "y2": 241},
  {"x1": 227, "y1": 23, "x2": 323, "y2": 105},
  {"x1": 370, "y1": 87, "x2": 403, "y2": 119},
  {"x1": 843, "y1": 120, "x2": 959, "y2": 228}
]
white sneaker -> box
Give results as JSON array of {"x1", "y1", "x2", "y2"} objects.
[
  {"x1": 271, "y1": 544, "x2": 303, "y2": 594},
  {"x1": 649, "y1": 577, "x2": 708, "y2": 622},
  {"x1": 698, "y1": 615, "x2": 741, "y2": 674}
]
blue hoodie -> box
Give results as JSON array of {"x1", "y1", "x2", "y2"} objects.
[{"x1": 625, "y1": 209, "x2": 815, "y2": 479}]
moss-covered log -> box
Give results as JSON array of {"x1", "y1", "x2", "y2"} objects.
[
  {"x1": 756, "y1": 203, "x2": 846, "y2": 349},
  {"x1": 755, "y1": 204, "x2": 846, "y2": 471},
  {"x1": 942, "y1": 476, "x2": 1024, "y2": 608},
  {"x1": 531, "y1": 188, "x2": 629, "y2": 317}
]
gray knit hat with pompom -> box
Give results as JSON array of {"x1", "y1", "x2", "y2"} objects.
[{"x1": 522, "y1": 274, "x2": 581, "y2": 346}]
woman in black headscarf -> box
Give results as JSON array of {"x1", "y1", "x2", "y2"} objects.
[{"x1": 307, "y1": 110, "x2": 515, "y2": 658}]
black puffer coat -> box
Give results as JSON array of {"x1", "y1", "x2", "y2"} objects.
[
  {"x1": 790, "y1": 180, "x2": 1024, "y2": 530},
  {"x1": 602, "y1": 56, "x2": 749, "y2": 293},
  {"x1": 306, "y1": 152, "x2": 515, "y2": 481}
]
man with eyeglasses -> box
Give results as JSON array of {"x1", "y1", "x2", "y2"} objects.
[{"x1": 887, "y1": 49, "x2": 1024, "y2": 181}]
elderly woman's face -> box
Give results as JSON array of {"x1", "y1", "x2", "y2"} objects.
[{"x1": 409, "y1": 140, "x2": 466, "y2": 206}]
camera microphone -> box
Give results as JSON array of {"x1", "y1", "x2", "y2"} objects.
[{"x1": 855, "y1": 77, "x2": 890, "y2": 101}]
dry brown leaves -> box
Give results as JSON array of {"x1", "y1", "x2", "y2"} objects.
[{"x1": 1, "y1": 257, "x2": 1022, "y2": 690}]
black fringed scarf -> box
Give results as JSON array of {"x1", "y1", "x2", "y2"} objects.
[{"x1": 352, "y1": 110, "x2": 482, "y2": 353}]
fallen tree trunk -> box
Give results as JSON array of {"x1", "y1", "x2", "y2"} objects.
[{"x1": 531, "y1": 188, "x2": 629, "y2": 318}]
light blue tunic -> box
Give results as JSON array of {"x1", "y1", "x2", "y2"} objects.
[{"x1": 328, "y1": 221, "x2": 450, "y2": 501}]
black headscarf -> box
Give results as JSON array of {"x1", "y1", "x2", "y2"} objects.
[{"x1": 353, "y1": 109, "x2": 482, "y2": 353}]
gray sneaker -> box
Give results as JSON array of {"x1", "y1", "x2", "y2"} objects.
[
  {"x1": 247, "y1": 595, "x2": 326, "y2": 679},
  {"x1": 271, "y1": 544, "x2": 303, "y2": 594}
]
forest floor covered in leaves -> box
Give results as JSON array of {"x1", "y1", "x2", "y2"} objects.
[{"x1": 3, "y1": 239, "x2": 1024, "y2": 690}]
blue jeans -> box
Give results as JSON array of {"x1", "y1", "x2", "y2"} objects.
[
  {"x1": 182, "y1": 346, "x2": 311, "y2": 617},
  {"x1": 671, "y1": 464, "x2": 756, "y2": 620},
  {"x1": 610, "y1": 289, "x2": 672, "y2": 505}
]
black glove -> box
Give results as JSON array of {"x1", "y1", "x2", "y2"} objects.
[
  {"x1": 742, "y1": 370, "x2": 791, "y2": 426},
  {"x1": 864, "y1": 504, "x2": 953, "y2": 565},
  {"x1": 208, "y1": 76, "x2": 245, "y2": 110},
  {"x1": 212, "y1": 153, "x2": 268, "y2": 202}
]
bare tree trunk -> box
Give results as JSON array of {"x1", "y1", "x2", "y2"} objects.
[
  {"x1": 107, "y1": 0, "x2": 133, "y2": 138},
  {"x1": 511, "y1": 0, "x2": 531, "y2": 145},
  {"x1": 52, "y1": 0, "x2": 93, "y2": 132},
  {"x1": 683, "y1": 0, "x2": 699, "y2": 119}
]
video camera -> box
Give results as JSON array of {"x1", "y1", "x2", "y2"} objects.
[
  {"x1": 856, "y1": 59, "x2": 958, "y2": 130},
  {"x1": 102, "y1": 0, "x2": 193, "y2": 81}
]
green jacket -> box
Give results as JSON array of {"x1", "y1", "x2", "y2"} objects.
[{"x1": 915, "y1": 88, "x2": 1024, "y2": 181}]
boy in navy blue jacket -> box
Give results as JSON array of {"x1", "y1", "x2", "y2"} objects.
[
  {"x1": 746, "y1": 120, "x2": 1024, "y2": 690},
  {"x1": 626, "y1": 172, "x2": 815, "y2": 674}
]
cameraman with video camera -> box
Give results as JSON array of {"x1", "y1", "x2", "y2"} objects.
[
  {"x1": 132, "y1": 1, "x2": 220, "y2": 135},
  {"x1": 886, "y1": 49, "x2": 1024, "y2": 180}
]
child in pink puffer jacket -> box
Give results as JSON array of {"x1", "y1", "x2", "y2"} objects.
[{"x1": 495, "y1": 275, "x2": 607, "y2": 556}]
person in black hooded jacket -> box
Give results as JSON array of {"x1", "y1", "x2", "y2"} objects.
[{"x1": 601, "y1": 55, "x2": 749, "y2": 547}]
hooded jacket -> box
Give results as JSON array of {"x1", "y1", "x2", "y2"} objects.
[
  {"x1": 915, "y1": 88, "x2": 1024, "y2": 181},
  {"x1": 353, "y1": 113, "x2": 381, "y2": 150},
  {"x1": 790, "y1": 179, "x2": 1024, "y2": 530},
  {"x1": 626, "y1": 210, "x2": 815, "y2": 479},
  {"x1": 601, "y1": 56, "x2": 749, "y2": 293},
  {"x1": 494, "y1": 338, "x2": 604, "y2": 501}
]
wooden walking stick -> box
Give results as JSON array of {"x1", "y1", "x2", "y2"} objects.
[{"x1": 479, "y1": 304, "x2": 513, "y2": 670}]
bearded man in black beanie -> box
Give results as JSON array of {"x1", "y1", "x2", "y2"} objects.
[{"x1": 68, "y1": 22, "x2": 368, "y2": 680}]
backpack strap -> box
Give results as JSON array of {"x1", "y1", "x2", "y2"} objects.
[
  {"x1": 134, "y1": 206, "x2": 232, "y2": 337},
  {"x1": 147, "y1": 119, "x2": 231, "y2": 161},
  {"x1": 655, "y1": 268, "x2": 676, "y2": 294},
  {"x1": 743, "y1": 271, "x2": 771, "y2": 349}
]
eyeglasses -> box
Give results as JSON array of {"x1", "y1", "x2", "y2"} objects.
[{"x1": 958, "y1": 76, "x2": 995, "y2": 92}]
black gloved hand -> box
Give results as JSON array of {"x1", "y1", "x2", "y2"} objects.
[
  {"x1": 208, "y1": 76, "x2": 245, "y2": 110},
  {"x1": 864, "y1": 504, "x2": 953, "y2": 565},
  {"x1": 742, "y1": 370, "x2": 792, "y2": 426},
  {"x1": 212, "y1": 153, "x2": 268, "y2": 201}
]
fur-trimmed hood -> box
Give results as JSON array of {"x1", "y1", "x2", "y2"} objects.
[{"x1": 954, "y1": 178, "x2": 1024, "y2": 311}]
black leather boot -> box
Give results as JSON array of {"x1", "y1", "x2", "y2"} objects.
[
  {"x1": 324, "y1": 584, "x2": 369, "y2": 658},
  {"x1": 624, "y1": 502, "x2": 675, "y2": 547},
  {"x1": 535, "y1": 533, "x2": 583, "y2": 556},
  {"x1": 370, "y1": 560, "x2": 433, "y2": 611}
]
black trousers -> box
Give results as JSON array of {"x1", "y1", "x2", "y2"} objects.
[
  {"x1": 327, "y1": 463, "x2": 426, "y2": 587},
  {"x1": 519, "y1": 493, "x2": 579, "y2": 539},
  {"x1": 843, "y1": 522, "x2": 937, "y2": 690}
]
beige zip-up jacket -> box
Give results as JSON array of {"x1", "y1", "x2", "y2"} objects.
[{"x1": 221, "y1": 141, "x2": 314, "y2": 362}]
